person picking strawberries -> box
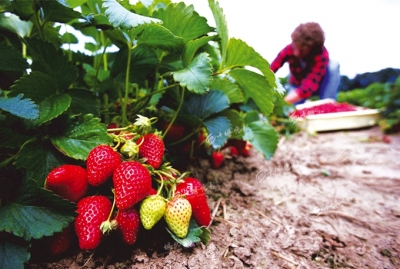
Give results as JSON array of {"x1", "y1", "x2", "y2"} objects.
[{"x1": 270, "y1": 22, "x2": 341, "y2": 105}]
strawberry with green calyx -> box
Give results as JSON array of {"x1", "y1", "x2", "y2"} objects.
[
  {"x1": 139, "y1": 176, "x2": 168, "y2": 230},
  {"x1": 86, "y1": 145, "x2": 121, "y2": 186},
  {"x1": 75, "y1": 195, "x2": 112, "y2": 250},
  {"x1": 164, "y1": 196, "x2": 192, "y2": 238},
  {"x1": 120, "y1": 140, "x2": 140, "y2": 158},
  {"x1": 113, "y1": 161, "x2": 152, "y2": 210},
  {"x1": 175, "y1": 177, "x2": 211, "y2": 227},
  {"x1": 211, "y1": 151, "x2": 224, "y2": 169},
  {"x1": 45, "y1": 164, "x2": 88, "y2": 203},
  {"x1": 114, "y1": 207, "x2": 140, "y2": 245},
  {"x1": 136, "y1": 133, "x2": 165, "y2": 169}
]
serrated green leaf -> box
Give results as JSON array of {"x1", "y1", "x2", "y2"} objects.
[
  {"x1": 211, "y1": 77, "x2": 244, "y2": 104},
  {"x1": 0, "y1": 202, "x2": 73, "y2": 241},
  {"x1": 243, "y1": 120, "x2": 278, "y2": 160},
  {"x1": 0, "y1": 241, "x2": 30, "y2": 269},
  {"x1": 166, "y1": 219, "x2": 205, "y2": 248},
  {"x1": 103, "y1": 0, "x2": 161, "y2": 29},
  {"x1": 224, "y1": 38, "x2": 276, "y2": 88},
  {"x1": 39, "y1": 0, "x2": 82, "y2": 23},
  {"x1": 0, "y1": 42, "x2": 29, "y2": 72},
  {"x1": 32, "y1": 93, "x2": 71, "y2": 126},
  {"x1": 65, "y1": 0, "x2": 88, "y2": 8},
  {"x1": 219, "y1": 109, "x2": 245, "y2": 139},
  {"x1": 183, "y1": 35, "x2": 216, "y2": 67},
  {"x1": 135, "y1": 24, "x2": 184, "y2": 53},
  {"x1": 0, "y1": 127, "x2": 31, "y2": 149},
  {"x1": 208, "y1": 0, "x2": 228, "y2": 62},
  {"x1": 111, "y1": 45, "x2": 159, "y2": 84},
  {"x1": 8, "y1": 72, "x2": 58, "y2": 104},
  {"x1": 0, "y1": 94, "x2": 39, "y2": 120},
  {"x1": 229, "y1": 69, "x2": 275, "y2": 116},
  {"x1": 204, "y1": 116, "x2": 231, "y2": 149},
  {"x1": 0, "y1": 12, "x2": 32, "y2": 37},
  {"x1": 15, "y1": 139, "x2": 67, "y2": 186},
  {"x1": 61, "y1": 32, "x2": 79, "y2": 44},
  {"x1": 172, "y1": 52, "x2": 212, "y2": 94},
  {"x1": 10, "y1": 0, "x2": 35, "y2": 21},
  {"x1": 153, "y1": 2, "x2": 213, "y2": 43},
  {"x1": 25, "y1": 38, "x2": 78, "y2": 91},
  {"x1": 181, "y1": 90, "x2": 229, "y2": 120},
  {"x1": 68, "y1": 89, "x2": 99, "y2": 116},
  {"x1": 51, "y1": 114, "x2": 112, "y2": 160}
]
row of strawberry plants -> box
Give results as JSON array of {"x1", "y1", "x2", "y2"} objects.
[{"x1": 0, "y1": 0, "x2": 281, "y2": 268}]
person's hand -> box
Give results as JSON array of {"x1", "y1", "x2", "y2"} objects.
[{"x1": 284, "y1": 90, "x2": 303, "y2": 104}]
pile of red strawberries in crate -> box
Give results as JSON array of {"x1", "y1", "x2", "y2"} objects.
[{"x1": 43, "y1": 116, "x2": 211, "y2": 255}]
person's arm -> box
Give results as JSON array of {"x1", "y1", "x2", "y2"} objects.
[
  {"x1": 284, "y1": 90, "x2": 302, "y2": 104},
  {"x1": 270, "y1": 45, "x2": 291, "y2": 73}
]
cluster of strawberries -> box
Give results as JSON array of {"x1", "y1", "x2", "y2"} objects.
[{"x1": 44, "y1": 116, "x2": 211, "y2": 255}]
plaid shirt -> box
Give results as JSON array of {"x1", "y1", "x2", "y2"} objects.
[{"x1": 270, "y1": 44, "x2": 329, "y2": 98}]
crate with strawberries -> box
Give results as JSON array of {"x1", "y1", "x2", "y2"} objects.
[{"x1": 42, "y1": 115, "x2": 211, "y2": 255}]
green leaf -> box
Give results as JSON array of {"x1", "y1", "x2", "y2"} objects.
[
  {"x1": 0, "y1": 13, "x2": 32, "y2": 37},
  {"x1": 0, "y1": 187, "x2": 75, "y2": 241},
  {"x1": 103, "y1": 0, "x2": 162, "y2": 29},
  {"x1": 204, "y1": 116, "x2": 231, "y2": 149},
  {"x1": 0, "y1": 127, "x2": 31, "y2": 149},
  {"x1": 181, "y1": 90, "x2": 229, "y2": 120},
  {"x1": 15, "y1": 139, "x2": 67, "y2": 186},
  {"x1": 243, "y1": 120, "x2": 278, "y2": 160},
  {"x1": 8, "y1": 72, "x2": 58, "y2": 104},
  {"x1": 208, "y1": 0, "x2": 228, "y2": 62},
  {"x1": 135, "y1": 24, "x2": 184, "y2": 54},
  {"x1": 39, "y1": 0, "x2": 83, "y2": 23},
  {"x1": 172, "y1": 52, "x2": 212, "y2": 94},
  {"x1": 211, "y1": 77, "x2": 244, "y2": 104},
  {"x1": 32, "y1": 93, "x2": 72, "y2": 126},
  {"x1": 229, "y1": 69, "x2": 275, "y2": 116},
  {"x1": 10, "y1": 0, "x2": 35, "y2": 21},
  {"x1": 167, "y1": 219, "x2": 208, "y2": 248},
  {"x1": 0, "y1": 42, "x2": 29, "y2": 72},
  {"x1": 111, "y1": 45, "x2": 159, "y2": 84},
  {"x1": 0, "y1": 241, "x2": 30, "y2": 269},
  {"x1": 183, "y1": 35, "x2": 216, "y2": 67},
  {"x1": 0, "y1": 94, "x2": 39, "y2": 120},
  {"x1": 65, "y1": 0, "x2": 88, "y2": 8},
  {"x1": 153, "y1": 2, "x2": 213, "y2": 43},
  {"x1": 68, "y1": 89, "x2": 99, "y2": 116},
  {"x1": 51, "y1": 114, "x2": 113, "y2": 160},
  {"x1": 219, "y1": 109, "x2": 245, "y2": 139},
  {"x1": 224, "y1": 38, "x2": 276, "y2": 88},
  {"x1": 61, "y1": 32, "x2": 79, "y2": 44},
  {"x1": 24, "y1": 38, "x2": 78, "y2": 91}
]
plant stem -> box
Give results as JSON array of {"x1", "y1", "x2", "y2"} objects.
[{"x1": 161, "y1": 86, "x2": 185, "y2": 139}]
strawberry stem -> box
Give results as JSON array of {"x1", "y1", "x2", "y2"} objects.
[{"x1": 161, "y1": 86, "x2": 185, "y2": 139}]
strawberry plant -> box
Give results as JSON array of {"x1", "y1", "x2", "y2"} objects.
[{"x1": 0, "y1": 0, "x2": 282, "y2": 267}]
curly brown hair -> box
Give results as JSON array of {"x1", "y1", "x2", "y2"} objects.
[{"x1": 291, "y1": 22, "x2": 325, "y2": 50}]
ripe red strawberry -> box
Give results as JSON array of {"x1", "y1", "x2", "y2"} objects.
[
  {"x1": 162, "y1": 122, "x2": 185, "y2": 142},
  {"x1": 48, "y1": 225, "x2": 73, "y2": 256},
  {"x1": 231, "y1": 139, "x2": 251, "y2": 157},
  {"x1": 115, "y1": 208, "x2": 140, "y2": 245},
  {"x1": 211, "y1": 151, "x2": 224, "y2": 169},
  {"x1": 113, "y1": 161, "x2": 152, "y2": 210},
  {"x1": 75, "y1": 195, "x2": 112, "y2": 250},
  {"x1": 230, "y1": 146, "x2": 239, "y2": 156},
  {"x1": 175, "y1": 177, "x2": 211, "y2": 227},
  {"x1": 86, "y1": 145, "x2": 121, "y2": 186},
  {"x1": 45, "y1": 164, "x2": 88, "y2": 202},
  {"x1": 136, "y1": 133, "x2": 165, "y2": 169}
]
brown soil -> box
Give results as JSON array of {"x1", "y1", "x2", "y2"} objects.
[{"x1": 27, "y1": 126, "x2": 400, "y2": 269}]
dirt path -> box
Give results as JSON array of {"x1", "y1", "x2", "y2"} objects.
[{"x1": 27, "y1": 126, "x2": 400, "y2": 269}]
